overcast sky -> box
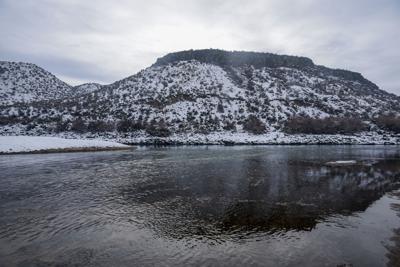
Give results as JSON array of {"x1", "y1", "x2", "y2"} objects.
[{"x1": 0, "y1": 0, "x2": 399, "y2": 95}]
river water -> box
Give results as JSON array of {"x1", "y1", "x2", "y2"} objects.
[{"x1": 1, "y1": 146, "x2": 400, "y2": 266}]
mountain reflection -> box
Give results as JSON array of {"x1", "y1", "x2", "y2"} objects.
[
  {"x1": 386, "y1": 191, "x2": 400, "y2": 267},
  {"x1": 119, "y1": 152, "x2": 400, "y2": 238},
  {"x1": 2, "y1": 147, "x2": 400, "y2": 266}
]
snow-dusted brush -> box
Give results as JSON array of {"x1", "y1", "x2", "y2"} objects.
[{"x1": 1, "y1": 49, "x2": 399, "y2": 145}]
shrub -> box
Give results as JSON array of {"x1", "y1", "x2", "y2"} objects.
[
  {"x1": 55, "y1": 119, "x2": 70, "y2": 133},
  {"x1": 374, "y1": 114, "x2": 400, "y2": 133},
  {"x1": 284, "y1": 116, "x2": 367, "y2": 134},
  {"x1": 204, "y1": 116, "x2": 220, "y2": 131},
  {"x1": 0, "y1": 116, "x2": 19, "y2": 125},
  {"x1": 117, "y1": 119, "x2": 145, "y2": 132},
  {"x1": 217, "y1": 103, "x2": 224, "y2": 113},
  {"x1": 243, "y1": 115, "x2": 266, "y2": 134},
  {"x1": 87, "y1": 120, "x2": 115, "y2": 133},
  {"x1": 146, "y1": 119, "x2": 171, "y2": 137},
  {"x1": 117, "y1": 120, "x2": 132, "y2": 132},
  {"x1": 223, "y1": 121, "x2": 237, "y2": 131},
  {"x1": 71, "y1": 118, "x2": 87, "y2": 133},
  {"x1": 26, "y1": 123, "x2": 37, "y2": 131}
]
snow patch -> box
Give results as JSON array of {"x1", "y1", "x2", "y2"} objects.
[
  {"x1": 0, "y1": 136, "x2": 130, "y2": 154},
  {"x1": 326, "y1": 160, "x2": 357, "y2": 166}
]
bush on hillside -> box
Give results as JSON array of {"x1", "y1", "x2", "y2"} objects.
[
  {"x1": 284, "y1": 116, "x2": 367, "y2": 134},
  {"x1": 243, "y1": 115, "x2": 266, "y2": 134},
  {"x1": 146, "y1": 119, "x2": 171, "y2": 137},
  {"x1": 55, "y1": 119, "x2": 70, "y2": 132},
  {"x1": 70, "y1": 118, "x2": 87, "y2": 133},
  {"x1": 117, "y1": 119, "x2": 146, "y2": 132},
  {"x1": 87, "y1": 120, "x2": 115, "y2": 133},
  {"x1": 0, "y1": 116, "x2": 20, "y2": 125},
  {"x1": 374, "y1": 114, "x2": 400, "y2": 133}
]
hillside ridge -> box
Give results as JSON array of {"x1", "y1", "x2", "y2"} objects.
[
  {"x1": 153, "y1": 49, "x2": 376, "y2": 88},
  {"x1": 1, "y1": 49, "x2": 399, "y2": 144}
]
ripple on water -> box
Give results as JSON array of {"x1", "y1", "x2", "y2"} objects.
[{"x1": 0, "y1": 146, "x2": 400, "y2": 266}]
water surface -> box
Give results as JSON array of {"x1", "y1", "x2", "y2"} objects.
[{"x1": 1, "y1": 146, "x2": 400, "y2": 266}]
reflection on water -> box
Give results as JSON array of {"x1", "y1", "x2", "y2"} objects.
[
  {"x1": 386, "y1": 191, "x2": 400, "y2": 267},
  {"x1": 0, "y1": 146, "x2": 400, "y2": 266},
  {"x1": 120, "y1": 156, "x2": 400, "y2": 237}
]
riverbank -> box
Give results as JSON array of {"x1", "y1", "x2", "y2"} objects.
[
  {"x1": 0, "y1": 136, "x2": 132, "y2": 154},
  {"x1": 1, "y1": 131, "x2": 399, "y2": 148},
  {"x1": 117, "y1": 131, "x2": 400, "y2": 145}
]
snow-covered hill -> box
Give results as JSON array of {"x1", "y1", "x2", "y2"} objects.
[
  {"x1": 73, "y1": 83, "x2": 102, "y2": 95},
  {"x1": 0, "y1": 61, "x2": 97, "y2": 106},
  {"x1": 0, "y1": 49, "x2": 399, "y2": 144}
]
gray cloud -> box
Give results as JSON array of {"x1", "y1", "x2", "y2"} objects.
[{"x1": 0, "y1": 0, "x2": 399, "y2": 95}]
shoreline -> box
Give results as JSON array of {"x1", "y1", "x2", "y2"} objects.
[
  {"x1": 0, "y1": 146, "x2": 133, "y2": 155},
  {"x1": 1, "y1": 143, "x2": 399, "y2": 154},
  {"x1": 0, "y1": 136, "x2": 132, "y2": 155},
  {"x1": 124, "y1": 142, "x2": 400, "y2": 146},
  {"x1": 116, "y1": 133, "x2": 400, "y2": 146},
  {"x1": 2, "y1": 142, "x2": 399, "y2": 155},
  {"x1": 0, "y1": 133, "x2": 399, "y2": 155}
]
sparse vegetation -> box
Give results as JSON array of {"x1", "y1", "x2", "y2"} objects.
[
  {"x1": 117, "y1": 119, "x2": 145, "y2": 132},
  {"x1": 154, "y1": 49, "x2": 314, "y2": 69},
  {"x1": 70, "y1": 118, "x2": 87, "y2": 133},
  {"x1": 1, "y1": 52, "x2": 399, "y2": 144},
  {"x1": 374, "y1": 114, "x2": 400, "y2": 133},
  {"x1": 55, "y1": 119, "x2": 70, "y2": 132},
  {"x1": 87, "y1": 120, "x2": 115, "y2": 133},
  {"x1": 243, "y1": 115, "x2": 266, "y2": 134},
  {"x1": 284, "y1": 116, "x2": 367, "y2": 134},
  {"x1": 146, "y1": 119, "x2": 171, "y2": 137}
]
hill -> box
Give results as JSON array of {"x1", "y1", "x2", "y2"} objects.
[{"x1": 1, "y1": 49, "x2": 399, "y2": 144}]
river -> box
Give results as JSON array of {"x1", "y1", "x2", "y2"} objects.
[{"x1": 1, "y1": 146, "x2": 400, "y2": 266}]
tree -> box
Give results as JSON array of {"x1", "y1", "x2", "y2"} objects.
[
  {"x1": 117, "y1": 119, "x2": 131, "y2": 132},
  {"x1": 117, "y1": 119, "x2": 145, "y2": 132},
  {"x1": 244, "y1": 67, "x2": 255, "y2": 91},
  {"x1": 223, "y1": 121, "x2": 236, "y2": 131},
  {"x1": 284, "y1": 116, "x2": 367, "y2": 134},
  {"x1": 87, "y1": 120, "x2": 115, "y2": 132},
  {"x1": 243, "y1": 115, "x2": 266, "y2": 134},
  {"x1": 217, "y1": 103, "x2": 224, "y2": 113},
  {"x1": 146, "y1": 119, "x2": 171, "y2": 137},
  {"x1": 71, "y1": 118, "x2": 87, "y2": 133},
  {"x1": 55, "y1": 119, "x2": 69, "y2": 133},
  {"x1": 374, "y1": 114, "x2": 400, "y2": 133}
]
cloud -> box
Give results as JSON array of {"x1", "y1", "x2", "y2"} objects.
[{"x1": 0, "y1": 0, "x2": 399, "y2": 95}]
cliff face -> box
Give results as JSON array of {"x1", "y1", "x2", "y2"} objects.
[
  {"x1": 153, "y1": 49, "x2": 377, "y2": 88},
  {"x1": 153, "y1": 49, "x2": 315, "y2": 69}
]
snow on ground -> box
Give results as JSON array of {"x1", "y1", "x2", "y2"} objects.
[
  {"x1": 113, "y1": 131, "x2": 400, "y2": 145},
  {"x1": 0, "y1": 136, "x2": 131, "y2": 154},
  {"x1": 1, "y1": 130, "x2": 399, "y2": 147},
  {"x1": 326, "y1": 160, "x2": 357, "y2": 166}
]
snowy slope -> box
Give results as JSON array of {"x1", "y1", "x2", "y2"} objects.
[
  {"x1": 74, "y1": 83, "x2": 102, "y2": 94},
  {"x1": 0, "y1": 49, "x2": 399, "y2": 143},
  {"x1": 0, "y1": 61, "x2": 94, "y2": 106}
]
